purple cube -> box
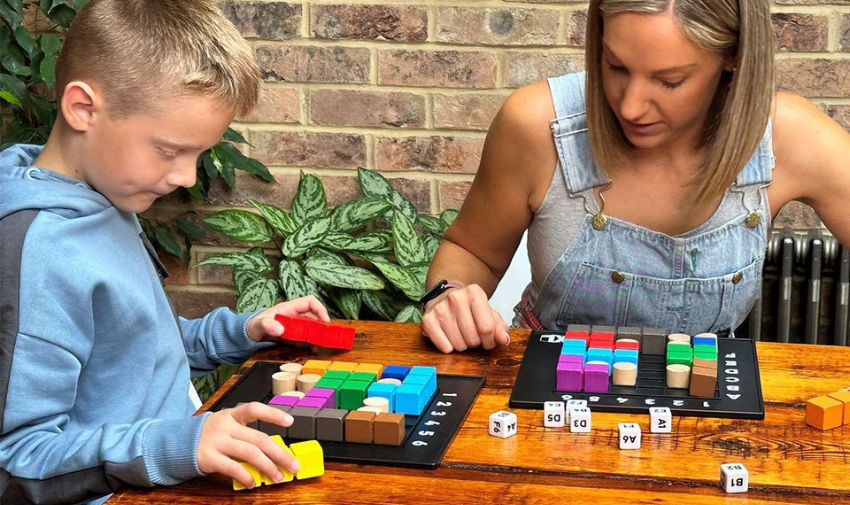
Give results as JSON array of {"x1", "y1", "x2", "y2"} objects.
[
  {"x1": 306, "y1": 387, "x2": 335, "y2": 399},
  {"x1": 296, "y1": 396, "x2": 327, "y2": 409},
  {"x1": 559, "y1": 354, "x2": 585, "y2": 366},
  {"x1": 583, "y1": 363, "x2": 610, "y2": 393},
  {"x1": 556, "y1": 362, "x2": 583, "y2": 391},
  {"x1": 268, "y1": 395, "x2": 299, "y2": 407}
]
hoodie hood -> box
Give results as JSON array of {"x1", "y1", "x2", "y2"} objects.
[{"x1": 0, "y1": 144, "x2": 112, "y2": 220}]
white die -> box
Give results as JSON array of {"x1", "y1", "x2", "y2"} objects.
[
  {"x1": 618, "y1": 423, "x2": 641, "y2": 449},
  {"x1": 566, "y1": 400, "x2": 588, "y2": 422},
  {"x1": 489, "y1": 410, "x2": 518, "y2": 438},
  {"x1": 544, "y1": 402, "x2": 565, "y2": 427},
  {"x1": 568, "y1": 407, "x2": 591, "y2": 433},
  {"x1": 720, "y1": 463, "x2": 749, "y2": 493},
  {"x1": 649, "y1": 407, "x2": 672, "y2": 433}
]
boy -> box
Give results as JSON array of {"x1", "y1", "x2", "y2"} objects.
[{"x1": 0, "y1": 0, "x2": 328, "y2": 503}]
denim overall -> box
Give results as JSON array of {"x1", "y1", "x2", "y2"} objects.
[{"x1": 521, "y1": 72, "x2": 774, "y2": 335}]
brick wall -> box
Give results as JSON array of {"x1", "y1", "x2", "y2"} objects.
[{"x1": 155, "y1": 0, "x2": 850, "y2": 317}]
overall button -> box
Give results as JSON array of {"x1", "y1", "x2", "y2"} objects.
[
  {"x1": 611, "y1": 271, "x2": 625, "y2": 284},
  {"x1": 732, "y1": 272, "x2": 743, "y2": 284},
  {"x1": 745, "y1": 212, "x2": 761, "y2": 228},
  {"x1": 24, "y1": 167, "x2": 41, "y2": 180}
]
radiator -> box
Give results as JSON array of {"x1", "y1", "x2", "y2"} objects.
[{"x1": 740, "y1": 230, "x2": 849, "y2": 345}]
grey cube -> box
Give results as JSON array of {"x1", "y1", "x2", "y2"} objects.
[
  {"x1": 566, "y1": 324, "x2": 591, "y2": 333},
  {"x1": 316, "y1": 408, "x2": 348, "y2": 442},
  {"x1": 642, "y1": 327, "x2": 667, "y2": 355},
  {"x1": 288, "y1": 407, "x2": 320, "y2": 440},
  {"x1": 258, "y1": 405, "x2": 291, "y2": 437},
  {"x1": 591, "y1": 325, "x2": 616, "y2": 334},
  {"x1": 616, "y1": 326, "x2": 643, "y2": 345}
]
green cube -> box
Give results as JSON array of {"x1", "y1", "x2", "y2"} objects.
[
  {"x1": 314, "y1": 378, "x2": 343, "y2": 391},
  {"x1": 349, "y1": 371, "x2": 377, "y2": 383},
  {"x1": 693, "y1": 344, "x2": 717, "y2": 355},
  {"x1": 322, "y1": 370, "x2": 350, "y2": 381},
  {"x1": 666, "y1": 348, "x2": 693, "y2": 367},
  {"x1": 694, "y1": 351, "x2": 718, "y2": 361},
  {"x1": 339, "y1": 380, "x2": 370, "y2": 410}
]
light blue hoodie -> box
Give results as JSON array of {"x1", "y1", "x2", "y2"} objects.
[{"x1": 0, "y1": 144, "x2": 270, "y2": 504}]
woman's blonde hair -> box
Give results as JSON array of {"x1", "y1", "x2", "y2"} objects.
[
  {"x1": 585, "y1": 0, "x2": 774, "y2": 203},
  {"x1": 56, "y1": 0, "x2": 260, "y2": 117}
]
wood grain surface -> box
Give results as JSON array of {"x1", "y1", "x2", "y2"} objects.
[{"x1": 107, "y1": 321, "x2": 850, "y2": 505}]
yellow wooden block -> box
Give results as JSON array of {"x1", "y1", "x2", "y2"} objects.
[
  {"x1": 302, "y1": 359, "x2": 332, "y2": 376},
  {"x1": 806, "y1": 395, "x2": 843, "y2": 430},
  {"x1": 232, "y1": 462, "x2": 263, "y2": 491},
  {"x1": 270, "y1": 435, "x2": 295, "y2": 483},
  {"x1": 827, "y1": 390, "x2": 850, "y2": 425},
  {"x1": 355, "y1": 363, "x2": 384, "y2": 375},
  {"x1": 290, "y1": 440, "x2": 325, "y2": 480},
  {"x1": 327, "y1": 361, "x2": 358, "y2": 372}
]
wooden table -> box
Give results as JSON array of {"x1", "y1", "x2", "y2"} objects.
[{"x1": 108, "y1": 321, "x2": 850, "y2": 504}]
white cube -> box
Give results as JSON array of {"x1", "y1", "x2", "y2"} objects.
[
  {"x1": 544, "y1": 402, "x2": 565, "y2": 427},
  {"x1": 489, "y1": 410, "x2": 517, "y2": 438},
  {"x1": 566, "y1": 400, "x2": 588, "y2": 422},
  {"x1": 618, "y1": 423, "x2": 641, "y2": 449},
  {"x1": 720, "y1": 463, "x2": 749, "y2": 493},
  {"x1": 569, "y1": 407, "x2": 592, "y2": 433},
  {"x1": 649, "y1": 407, "x2": 672, "y2": 433}
]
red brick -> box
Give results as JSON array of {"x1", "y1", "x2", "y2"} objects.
[
  {"x1": 310, "y1": 89, "x2": 426, "y2": 128},
  {"x1": 841, "y1": 14, "x2": 850, "y2": 52},
  {"x1": 774, "y1": 201, "x2": 823, "y2": 230},
  {"x1": 379, "y1": 49, "x2": 498, "y2": 89},
  {"x1": 436, "y1": 7, "x2": 559, "y2": 46},
  {"x1": 160, "y1": 249, "x2": 190, "y2": 286},
  {"x1": 312, "y1": 4, "x2": 427, "y2": 42},
  {"x1": 823, "y1": 104, "x2": 850, "y2": 130},
  {"x1": 439, "y1": 181, "x2": 472, "y2": 212},
  {"x1": 503, "y1": 0, "x2": 586, "y2": 3},
  {"x1": 506, "y1": 51, "x2": 584, "y2": 87},
  {"x1": 206, "y1": 171, "x2": 298, "y2": 209},
  {"x1": 239, "y1": 86, "x2": 301, "y2": 123},
  {"x1": 252, "y1": 131, "x2": 367, "y2": 169},
  {"x1": 256, "y1": 44, "x2": 370, "y2": 83},
  {"x1": 776, "y1": 59, "x2": 850, "y2": 97},
  {"x1": 772, "y1": 13, "x2": 828, "y2": 52},
  {"x1": 166, "y1": 287, "x2": 238, "y2": 319},
  {"x1": 387, "y1": 178, "x2": 432, "y2": 214},
  {"x1": 312, "y1": 174, "x2": 431, "y2": 212},
  {"x1": 376, "y1": 136, "x2": 484, "y2": 174},
  {"x1": 433, "y1": 93, "x2": 507, "y2": 131},
  {"x1": 774, "y1": 0, "x2": 850, "y2": 4},
  {"x1": 223, "y1": 1, "x2": 301, "y2": 40},
  {"x1": 567, "y1": 9, "x2": 587, "y2": 47}
]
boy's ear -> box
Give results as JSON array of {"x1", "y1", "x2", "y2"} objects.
[{"x1": 60, "y1": 81, "x2": 103, "y2": 132}]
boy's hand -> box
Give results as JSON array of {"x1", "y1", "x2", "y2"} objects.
[
  {"x1": 197, "y1": 402, "x2": 299, "y2": 489},
  {"x1": 246, "y1": 295, "x2": 330, "y2": 342}
]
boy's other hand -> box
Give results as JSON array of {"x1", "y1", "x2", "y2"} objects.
[
  {"x1": 246, "y1": 295, "x2": 330, "y2": 342},
  {"x1": 197, "y1": 402, "x2": 298, "y2": 489}
]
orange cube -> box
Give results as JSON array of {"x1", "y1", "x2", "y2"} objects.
[
  {"x1": 827, "y1": 390, "x2": 850, "y2": 426},
  {"x1": 806, "y1": 395, "x2": 844, "y2": 430},
  {"x1": 302, "y1": 359, "x2": 331, "y2": 376}
]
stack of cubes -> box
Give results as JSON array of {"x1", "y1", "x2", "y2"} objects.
[
  {"x1": 395, "y1": 366, "x2": 438, "y2": 415},
  {"x1": 689, "y1": 333, "x2": 719, "y2": 397},
  {"x1": 273, "y1": 315, "x2": 355, "y2": 349},
  {"x1": 556, "y1": 326, "x2": 641, "y2": 393}
]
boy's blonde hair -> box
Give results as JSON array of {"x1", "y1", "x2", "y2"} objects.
[
  {"x1": 56, "y1": 0, "x2": 260, "y2": 118},
  {"x1": 585, "y1": 0, "x2": 774, "y2": 203}
]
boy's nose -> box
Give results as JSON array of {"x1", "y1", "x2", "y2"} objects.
[{"x1": 168, "y1": 160, "x2": 198, "y2": 189}]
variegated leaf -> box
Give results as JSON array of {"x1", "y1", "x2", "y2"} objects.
[
  {"x1": 291, "y1": 172, "x2": 327, "y2": 224},
  {"x1": 250, "y1": 200, "x2": 299, "y2": 237},
  {"x1": 395, "y1": 304, "x2": 423, "y2": 324},
  {"x1": 392, "y1": 212, "x2": 427, "y2": 266},
  {"x1": 232, "y1": 269, "x2": 259, "y2": 292},
  {"x1": 203, "y1": 210, "x2": 274, "y2": 243},
  {"x1": 236, "y1": 278, "x2": 279, "y2": 313},
  {"x1": 344, "y1": 230, "x2": 394, "y2": 254},
  {"x1": 420, "y1": 215, "x2": 447, "y2": 236},
  {"x1": 388, "y1": 190, "x2": 420, "y2": 225},
  {"x1": 281, "y1": 216, "x2": 332, "y2": 258},
  {"x1": 195, "y1": 251, "x2": 272, "y2": 274},
  {"x1": 278, "y1": 260, "x2": 310, "y2": 300},
  {"x1": 310, "y1": 248, "x2": 349, "y2": 265},
  {"x1": 321, "y1": 232, "x2": 354, "y2": 251},
  {"x1": 369, "y1": 259, "x2": 424, "y2": 301},
  {"x1": 330, "y1": 196, "x2": 392, "y2": 232},
  {"x1": 407, "y1": 262, "x2": 430, "y2": 287},
  {"x1": 330, "y1": 288, "x2": 361, "y2": 320},
  {"x1": 362, "y1": 289, "x2": 401, "y2": 321},
  {"x1": 304, "y1": 257, "x2": 385, "y2": 290},
  {"x1": 422, "y1": 234, "x2": 440, "y2": 261},
  {"x1": 441, "y1": 209, "x2": 459, "y2": 227},
  {"x1": 357, "y1": 167, "x2": 395, "y2": 199}
]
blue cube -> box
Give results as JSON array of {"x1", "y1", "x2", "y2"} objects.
[
  {"x1": 367, "y1": 382, "x2": 398, "y2": 412},
  {"x1": 613, "y1": 349, "x2": 639, "y2": 365},
  {"x1": 587, "y1": 348, "x2": 614, "y2": 367},
  {"x1": 395, "y1": 383, "x2": 426, "y2": 415},
  {"x1": 381, "y1": 364, "x2": 411, "y2": 382}
]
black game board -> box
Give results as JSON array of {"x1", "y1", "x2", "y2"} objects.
[
  {"x1": 210, "y1": 362, "x2": 484, "y2": 468},
  {"x1": 509, "y1": 331, "x2": 765, "y2": 419}
]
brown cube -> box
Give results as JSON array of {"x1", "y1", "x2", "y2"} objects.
[
  {"x1": 374, "y1": 413, "x2": 406, "y2": 446},
  {"x1": 689, "y1": 366, "x2": 717, "y2": 397},
  {"x1": 693, "y1": 358, "x2": 718, "y2": 370},
  {"x1": 344, "y1": 410, "x2": 376, "y2": 443}
]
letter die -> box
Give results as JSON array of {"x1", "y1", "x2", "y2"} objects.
[
  {"x1": 720, "y1": 463, "x2": 749, "y2": 493},
  {"x1": 618, "y1": 423, "x2": 641, "y2": 449},
  {"x1": 544, "y1": 401, "x2": 565, "y2": 427},
  {"x1": 489, "y1": 410, "x2": 518, "y2": 438},
  {"x1": 649, "y1": 407, "x2": 672, "y2": 433},
  {"x1": 569, "y1": 407, "x2": 591, "y2": 433}
]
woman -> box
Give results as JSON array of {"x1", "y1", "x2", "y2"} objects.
[{"x1": 420, "y1": 0, "x2": 850, "y2": 353}]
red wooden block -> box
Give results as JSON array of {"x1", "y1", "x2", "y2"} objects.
[
  {"x1": 305, "y1": 319, "x2": 329, "y2": 345},
  {"x1": 587, "y1": 341, "x2": 614, "y2": 351},
  {"x1": 322, "y1": 325, "x2": 343, "y2": 348},
  {"x1": 565, "y1": 330, "x2": 589, "y2": 341},
  {"x1": 615, "y1": 340, "x2": 640, "y2": 351},
  {"x1": 275, "y1": 315, "x2": 308, "y2": 342},
  {"x1": 336, "y1": 326, "x2": 355, "y2": 350},
  {"x1": 590, "y1": 331, "x2": 615, "y2": 343}
]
